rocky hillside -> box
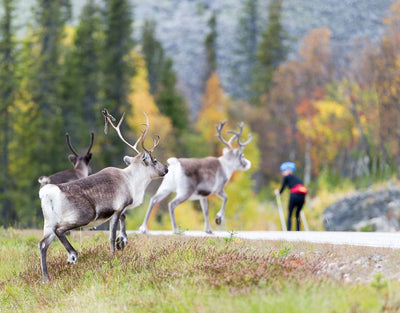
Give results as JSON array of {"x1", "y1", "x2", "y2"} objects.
[
  {"x1": 322, "y1": 188, "x2": 400, "y2": 232},
  {"x1": 17, "y1": 0, "x2": 394, "y2": 117},
  {"x1": 134, "y1": 0, "x2": 394, "y2": 117}
]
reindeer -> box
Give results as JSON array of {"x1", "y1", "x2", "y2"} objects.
[
  {"x1": 38, "y1": 132, "x2": 94, "y2": 187},
  {"x1": 38, "y1": 110, "x2": 168, "y2": 282},
  {"x1": 139, "y1": 121, "x2": 252, "y2": 234}
]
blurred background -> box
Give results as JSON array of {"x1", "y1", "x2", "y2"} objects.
[{"x1": 1, "y1": 0, "x2": 399, "y2": 232}]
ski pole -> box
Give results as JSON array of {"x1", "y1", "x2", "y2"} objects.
[
  {"x1": 275, "y1": 193, "x2": 287, "y2": 231},
  {"x1": 300, "y1": 210, "x2": 309, "y2": 231}
]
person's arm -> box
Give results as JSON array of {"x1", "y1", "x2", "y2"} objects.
[{"x1": 279, "y1": 176, "x2": 288, "y2": 194}]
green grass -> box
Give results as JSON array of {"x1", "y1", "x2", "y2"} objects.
[{"x1": 1, "y1": 228, "x2": 400, "y2": 313}]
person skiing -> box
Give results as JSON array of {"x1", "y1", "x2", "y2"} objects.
[{"x1": 275, "y1": 162, "x2": 307, "y2": 231}]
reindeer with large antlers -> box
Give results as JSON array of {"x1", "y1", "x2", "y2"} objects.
[
  {"x1": 139, "y1": 121, "x2": 252, "y2": 234},
  {"x1": 38, "y1": 109, "x2": 168, "y2": 282},
  {"x1": 38, "y1": 132, "x2": 94, "y2": 187}
]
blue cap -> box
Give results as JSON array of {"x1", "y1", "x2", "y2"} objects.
[{"x1": 280, "y1": 162, "x2": 296, "y2": 172}]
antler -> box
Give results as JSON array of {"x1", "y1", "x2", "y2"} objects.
[
  {"x1": 215, "y1": 121, "x2": 237, "y2": 149},
  {"x1": 102, "y1": 109, "x2": 144, "y2": 154},
  {"x1": 228, "y1": 122, "x2": 253, "y2": 148},
  {"x1": 139, "y1": 113, "x2": 160, "y2": 155},
  {"x1": 65, "y1": 133, "x2": 78, "y2": 156},
  {"x1": 141, "y1": 133, "x2": 160, "y2": 155},
  {"x1": 86, "y1": 132, "x2": 94, "y2": 156}
]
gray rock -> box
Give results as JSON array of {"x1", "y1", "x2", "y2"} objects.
[{"x1": 322, "y1": 188, "x2": 400, "y2": 231}]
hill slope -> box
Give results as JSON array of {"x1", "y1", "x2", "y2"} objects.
[{"x1": 16, "y1": 0, "x2": 394, "y2": 117}]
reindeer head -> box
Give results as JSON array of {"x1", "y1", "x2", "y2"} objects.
[
  {"x1": 102, "y1": 109, "x2": 168, "y2": 178},
  {"x1": 65, "y1": 132, "x2": 94, "y2": 174},
  {"x1": 215, "y1": 121, "x2": 252, "y2": 171}
]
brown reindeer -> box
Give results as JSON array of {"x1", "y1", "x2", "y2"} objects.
[
  {"x1": 38, "y1": 132, "x2": 94, "y2": 187},
  {"x1": 38, "y1": 110, "x2": 168, "y2": 282}
]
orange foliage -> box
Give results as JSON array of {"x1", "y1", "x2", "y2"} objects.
[{"x1": 196, "y1": 72, "x2": 229, "y2": 155}]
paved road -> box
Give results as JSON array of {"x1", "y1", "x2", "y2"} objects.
[{"x1": 128, "y1": 230, "x2": 400, "y2": 249}]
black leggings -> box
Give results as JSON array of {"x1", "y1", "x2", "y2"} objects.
[{"x1": 287, "y1": 193, "x2": 305, "y2": 231}]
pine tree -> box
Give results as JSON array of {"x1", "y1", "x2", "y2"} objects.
[
  {"x1": 60, "y1": 0, "x2": 103, "y2": 148},
  {"x1": 204, "y1": 11, "x2": 217, "y2": 84},
  {"x1": 140, "y1": 19, "x2": 188, "y2": 134},
  {"x1": 32, "y1": 0, "x2": 71, "y2": 119},
  {"x1": 141, "y1": 19, "x2": 164, "y2": 96},
  {"x1": 102, "y1": 0, "x2": 134, "y2": 115},
  {"x1": 31, "y1": 0, "x2": 72, "y2": 170},
  {"x1": 8, "y1": 0, "x2": 72, "y2": 227},
  {"x1": 232, "y1": 0, "x2": 259, "y2": 100},
  {"x1": 0, "y1": 0, "x2": 18, "y2": 226},
  {"x1": 156, "y1": 58, "x2": 188, "y2": 133},
  {"x1": 101, "y1": 0, "x2": 135, "y2": 166},
  {"x1": 253, "y1": 0, "x2": 290, "y2": 104}
]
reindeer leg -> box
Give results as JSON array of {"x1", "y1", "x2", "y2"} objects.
[
  {"x1": 55, "y1": 227, "x2": 78, "y2": 265},
  {"x1": 38, "y1": 227, "x2": 56, "y2": 283},
  {"x1": 200, "y1": 198, "x2": 213, "y2": 234},
  {"x1": 109, "y1": 213, "x2": 121, "y2": 253},
  {"x1": 215, "y1": 190, "x2": 228, "y2": 225},
  {"x1": 139, "y1": 188, "x2": 171, "y2": 233},
  {"x1": 116, "y1": 213, "x2": 127, "y2": 251},
  {"x1": 168, "y1": 195, "x2": 189, "y2": 234}
]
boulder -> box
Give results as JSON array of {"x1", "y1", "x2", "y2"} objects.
[{"x1": 322, "y1": 188, "x2": 400, "y2": 232}]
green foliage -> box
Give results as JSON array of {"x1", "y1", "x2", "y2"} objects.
[
  {"x1": 231, "y1": 0, "x2": 259, "y2": 100},
  {"x1": 252, "y1": 0, "x2": 290, "y2": 102},
  {"x1": 371, "y1": 273, "x2": 388, "y2": 290},
  {"x1": 0, "y1": 0, "x2": 18, "y2": 226},
  {"x1": 101, "y1": 0, "x2": 135, "y2": 166},
  {"x1": 141, "y1": 19, "x2": 164, "y2": 96},
  {"x1": 223, "y1": 230, "x2": 238, "y2": 243},
  {"x1": 204, "y1": 11, "x2": 217, "y2": 80},
  {"x1": 60, "y1": 0, "x2": 103, "y2": 145},
  {"x1": 278, "y1": 244, "x2": 293, "y2": 258},
  {"x1": 5, "y1": 0, "x2": 72, "y2": 227},
  {"x1": 156, "y1": 58, "x2": 189, "y2": 133},
  {"x1": 102, "y1": 0, "x2": 134, "y2": 113},
  {"x1": 174, "y1": 129, "x2": 210, "y2": 158},
  {"x1": 140, "y1": 19, "x2": 189, "y2": 135}
]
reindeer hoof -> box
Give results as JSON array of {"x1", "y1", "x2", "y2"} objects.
[
  {"x1": 116, "y1": 236, "x2": 126, "y2": 251},
  {"x1": 215, "y1": 217, "x2": 222, "y2": 225},
  {"x1": 42, "y1": 275, "x2": 50, "y2": 284},
  {"x1": 138, "y1": 225, "x2": 148, "y2": 234},
  {"x1": 205, "y1": 229, "x2": 213, "y2": 234},
  {"x1": 67, "y1": 254, "x2": 77, "y2": 264}
]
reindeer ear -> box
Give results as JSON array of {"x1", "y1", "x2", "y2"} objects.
[
  {"x1": 123, "y1": 156, "x2": 133, "y2": 165},
  {"x1": 142, "y1": 152, "x2": 151, "y2": 165},
  {"x1": 68, "y1": 155, "x2": 77, "y2": 164}
]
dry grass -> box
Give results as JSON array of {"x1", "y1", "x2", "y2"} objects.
[{"x1": 2, "y1": 229, "x2": 400, "y2": 312}]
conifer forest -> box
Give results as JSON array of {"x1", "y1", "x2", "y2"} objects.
[{"x1": 1, "y1": 0, "x2": 399, "y2": 229}]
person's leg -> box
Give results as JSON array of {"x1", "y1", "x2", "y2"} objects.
[
  {"x1": 294, "y1": 195, "x2": 305, "y2": 231},
  {"x1": 287, "y1": 195, "x2": 296, "y2": 231}
]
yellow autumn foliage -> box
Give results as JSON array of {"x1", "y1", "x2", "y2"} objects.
[
  {"x1": 297, "y1": 100, "x2": 356, "y2": 162},
  {"x1": 196, "y1": 72, "x2": 229, "y2": 152},
  {"x1": 61, "y1": 25, "x2": 75, "y2": 47},
  {"x1": 126, "y1": 52, "x2": 174, "y2": 156}
]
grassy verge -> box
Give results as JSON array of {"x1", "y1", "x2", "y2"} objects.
[{"x1": 1, "y1": 228, "x2": 400, "y2": 312}]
